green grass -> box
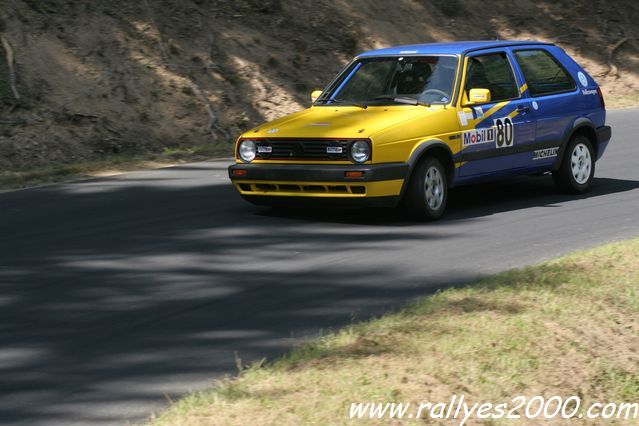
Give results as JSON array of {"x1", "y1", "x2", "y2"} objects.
[
  {"x1": 0, "y1": 143, "x2": 233, "y2": 190},
  {"x1": 146, "y1": 238, "x2": 639, "y2": 425}
]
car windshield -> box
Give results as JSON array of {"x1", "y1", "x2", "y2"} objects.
[{"x1": 317, "y1": 55, "x2": 458, "y2": 107}]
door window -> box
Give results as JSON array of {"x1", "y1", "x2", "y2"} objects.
[{"x1": 464, "y1": 53, "x2": 519, "y2": 103}]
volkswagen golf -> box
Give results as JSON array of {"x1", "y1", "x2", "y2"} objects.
[{"x1": 229, "y1": 41, "x2": 611, "y2": 220}]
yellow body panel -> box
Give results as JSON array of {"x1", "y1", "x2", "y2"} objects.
[
  {"x1": 239, "y1": 105, "x2": 462, "y2": 165},
  {"x1": 231, "y1": 55, "x2": 470, "y2": 200}
]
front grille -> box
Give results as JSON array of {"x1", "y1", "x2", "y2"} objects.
[{"x1": 255, "y1": 139, "x2": 352, "y2": 161}]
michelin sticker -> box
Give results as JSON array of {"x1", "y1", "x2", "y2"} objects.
[
  {"x1": 577, "y1": 71, "x2": 588, "y2": 87},
  {"x1": 532, "y1": 147, "x2": 559, "y2": 160},
  {"x1": 463, "y1": 127, "x2": 495, "y2": 146}
]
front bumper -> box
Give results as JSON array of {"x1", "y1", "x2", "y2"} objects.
[{"x1": 228, "y1": 162, "x2": 408, "y2": 207}]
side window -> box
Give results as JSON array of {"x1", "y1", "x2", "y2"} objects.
[
  {"x1": 465, "y1": 53, "x2": 519, "y2": 103},
  {"x1": 513, "y1": 50, "x2": 576, "y2": 96}
]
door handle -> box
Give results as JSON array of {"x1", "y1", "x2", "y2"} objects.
[{"x1": 517, "y1": 104, "x2": 531, "y2": 113}]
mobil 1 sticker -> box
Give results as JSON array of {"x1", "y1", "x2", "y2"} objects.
[
  {"x1": 462, "y1": 127, "x2": 495, "y2": 146},
  {"x1": 494, "y1": 117, "x2": 514, "y2": 149}
]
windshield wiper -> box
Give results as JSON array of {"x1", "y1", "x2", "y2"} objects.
[
  {"x1": 371, "y1": 96, "x2": 430, "y2": 107},
  {"x1": 394, "y1": 97, "x2": 431, "y2": 107},
  {"x1": 316, "y1": 98, "x2": 367, "y2": 109}
]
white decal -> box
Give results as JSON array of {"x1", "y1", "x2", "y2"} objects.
[
  {"x1": 399, "y1": 50, "x2": 418, "y2": 54},
  {"x1": 532, "y1": 101, "x2": 539, "y2": 110},
  {"x1": 257, "y1": 145, "x2": 272, "y2": 153},
  {"x1": 577, "y1": 71, "x2": 588, "y2": 87},
  {"x1": 494, "y1": 117, "x2": 514, "y2": 148},
  {"x1": 532, "y1": 147, "x2": 559, "y2": 160},
  {"x1": 581, "y1": 89, "x2": 597, "y2": 96},
  {"x1": 326, "y1": 146, "x2": 343, "y2": 154},
  {"x1": 458, "y1": 111, "x2": 468, "y2": 126},
  {"x1": 462, "y1": 127, "x2": 495, "y2": 146},
  {"x1": 472, "y1": 106, "x2": 484, "y2": 119},
  {"x1": 267, "y1": 128, "x2": 279, "y2": 134}
]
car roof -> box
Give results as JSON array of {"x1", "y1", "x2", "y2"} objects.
[{"x1": 358, "y1": 41, "x2": 553, "y2": 57}]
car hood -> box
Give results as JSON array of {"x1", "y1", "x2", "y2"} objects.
[{"x1": 242, "y1": 105, "x2": 446, "y2": 140}]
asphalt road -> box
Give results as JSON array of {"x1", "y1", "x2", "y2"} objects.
[{"x1": 1, "y1": 109, "x2": 638, "y2": 425}]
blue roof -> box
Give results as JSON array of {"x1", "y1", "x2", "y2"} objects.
[{"x1": 358, "y1": 41, "x2": 552, "y2": 57}]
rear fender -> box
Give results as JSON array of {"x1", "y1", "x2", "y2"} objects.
[{"x1": 552, "y1": 117, "x2": 597, "y2": 171}]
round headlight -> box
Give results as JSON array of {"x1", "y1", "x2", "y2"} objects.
[
  {"x1": 350, "y1": 140, "x2": 370, "y2": 163},
  {"x1": 238, "y1": 140, "x2": 257, "y2": 162}
]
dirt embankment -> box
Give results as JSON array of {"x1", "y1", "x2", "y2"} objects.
[{"x1": 1, "y1": 0, "x2": 638, "y2": 169}]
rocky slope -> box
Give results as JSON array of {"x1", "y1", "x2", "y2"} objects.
[{"x1": 0, "y1": 0, "x2": 637, "y2": 168}]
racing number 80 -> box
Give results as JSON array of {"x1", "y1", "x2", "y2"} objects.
[{"x1": 495, "y1": 117, "x2": 514, "y2": 148}]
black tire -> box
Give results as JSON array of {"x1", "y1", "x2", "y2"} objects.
[
  {"x1": 403, "y1": 157, "x2": 448, "y2": 220},
  {"x1": 552, "y1": 135, "x2": 595, "y2": 194}
]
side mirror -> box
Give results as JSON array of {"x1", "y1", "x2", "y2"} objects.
[
  {"x1": 311, "y1": 90, "x2": 323, "y2": 103},
  {"x1": 466, "y1": 88, "x2": 491, "y2": 105}
]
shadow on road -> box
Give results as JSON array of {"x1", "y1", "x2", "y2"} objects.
[
  {"x1": 0, "y1": 173, "x2": 637, "y2": 425},
  {"x1": 261, "y1": 175, "x2": 639, "y2": 225}
]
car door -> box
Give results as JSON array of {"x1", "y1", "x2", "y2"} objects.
[
  {"x1": 512, "y1": 47, "x2": 580, "y2": 168},
  {"x1": 457, "y1": 49, "x2": 536, "y2": 178}
]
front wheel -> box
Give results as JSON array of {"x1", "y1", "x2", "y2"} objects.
[
  {"x1": 403, "y1": 157, "x2": 448, "y2": 220},
  {"x1": 552, "y1": 135, "x2": 595, "y2": 193}
]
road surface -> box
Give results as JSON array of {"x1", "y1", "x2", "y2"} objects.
[{"x1": 1, "y1": 109, "x2": 638, "y2": 425}]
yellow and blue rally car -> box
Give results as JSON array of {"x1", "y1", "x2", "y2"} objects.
[{"x1": 229, "y1": 41, "x2": 611, "y2": 219}]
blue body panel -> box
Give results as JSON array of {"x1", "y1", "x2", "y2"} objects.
[
  {"x1": 448, "y1": 43, "x2": 608, "y2": 186},
  {"x1": 526, "y1": 46, "x2": 605, "y2": 144},
  {"x1": 455, "y1": 152, "x2": 553, "y2": 185}
]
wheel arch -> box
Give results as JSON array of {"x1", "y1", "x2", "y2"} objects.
[
  {"x1": 552, "y1": 118, "x2": 598, "y2": 172},
  {"x1": 400, "y1": 139, "x2": 455, "y2": 198}
]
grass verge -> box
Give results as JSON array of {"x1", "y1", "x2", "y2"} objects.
[
  {"x1": 607, "y1": 95, "x2": 639, "y2": 109},
  {"x1": 0, "y1": 143, "x2": 233, "y2": 190},
  {"x1": 147, "y1": 238, "x2": 639, "y2": 425}
]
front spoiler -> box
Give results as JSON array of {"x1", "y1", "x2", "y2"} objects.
[
  {"x1": 228, "y1": 162, "x2": 408, "y2": 207},
  {"x1": 239, "y1": 194, "x2": 400, "y2": 208}
]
